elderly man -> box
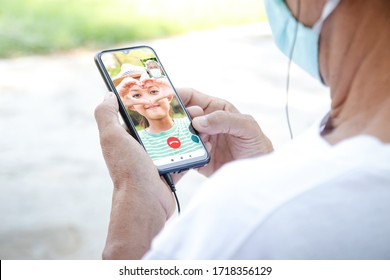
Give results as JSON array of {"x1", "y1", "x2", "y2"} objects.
[{"x1": 94, "y1": 0, "x2": 390, "y2": 259}]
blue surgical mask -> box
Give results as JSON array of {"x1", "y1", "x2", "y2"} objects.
[
  {"x1": 265, "y1": 0, "x2": 340, "y2": 82},
  {"x1": 150, "y1": 68, "x2": 162, "y2": 78}
]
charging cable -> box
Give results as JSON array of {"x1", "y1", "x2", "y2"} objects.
[{"x1": 163, "y1": 173, "x2": 181, "y2": 214}]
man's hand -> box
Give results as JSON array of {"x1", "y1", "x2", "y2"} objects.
[
  {"x1": 95, "y1": 92, "x2": 175, "y2": 259},
  {"x1": 178, "y1": 88, "x2": 274, "y2": 177}
]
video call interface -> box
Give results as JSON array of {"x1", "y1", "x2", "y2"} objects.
[{"x1": 101, "y1": 47, "x2": 206, "y2": 166}]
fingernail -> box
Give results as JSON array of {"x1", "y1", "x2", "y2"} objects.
[{"x1": 196, "y1": 116, "x2": 209, "y2": 128}]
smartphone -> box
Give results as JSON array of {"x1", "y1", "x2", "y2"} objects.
[{"x1": 95, "y1": 45, "x2": 209, "y2": 174}]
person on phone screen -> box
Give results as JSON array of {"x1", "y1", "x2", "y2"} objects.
[
  {"x1": 95, "y1": 0, "x2": 390, "y2": 259},
  {"x1": 145, "y1": 60, "x2": 165, "y2": 79},
  {"x1": 116, "y1": 75, "x2": 203, "y2": 161}
]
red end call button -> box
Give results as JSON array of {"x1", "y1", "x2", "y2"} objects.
[{"x1": 167, "y1": 137, "x2": 181, "y2": 149}]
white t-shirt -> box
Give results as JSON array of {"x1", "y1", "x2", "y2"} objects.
[{"x1": 143, "y1": 119, "x2": 390, "y2": 259}]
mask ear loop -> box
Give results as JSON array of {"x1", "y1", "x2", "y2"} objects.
[
  {"x1": 285, "y1": 0, "x2": 301, "y2": 139},
  {"x1": 312, "y1": 0, "x2": 340, "y2": 33}
]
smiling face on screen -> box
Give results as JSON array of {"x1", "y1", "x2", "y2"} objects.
[{"x1": 130, "y1": 84, "x2": 172, "y2": 121}]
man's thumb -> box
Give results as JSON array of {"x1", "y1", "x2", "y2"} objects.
[{"x1": 94, "y1": 92, "x2": 120, "y2": 131}]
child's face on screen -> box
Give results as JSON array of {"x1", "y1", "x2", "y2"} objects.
[{"x1": 131, "y1": 84, "x2": 171, "y2": 120}]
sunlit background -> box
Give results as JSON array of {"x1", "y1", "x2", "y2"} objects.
[
  {"x1": 0, "y1": 0, "x2": 330, "y2": 259},
  {"x1": 0, "y1": 0, "x2": 266, "y2": 57}
]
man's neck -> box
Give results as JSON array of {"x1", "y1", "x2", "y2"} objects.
[{"x1": 321, "y1": 4, "x2": 390, "y2": 144}]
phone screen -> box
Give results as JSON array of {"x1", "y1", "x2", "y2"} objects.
[{"x1": 96, "y1": 46, "x2": 209, "y2": 173}]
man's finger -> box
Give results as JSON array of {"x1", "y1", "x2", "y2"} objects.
[
  {"x1": 192, "y1": 111, "x2": 257, "y2": 138},
  {"x1": 186, "y1": 106, "x2": 204, "y2": 119},
  {"x1": 177, "y1": 87, "x2": 239, "y2": 114},
  {"x1": 176, "y1": 88, "x2": 211, "y2": 108}
]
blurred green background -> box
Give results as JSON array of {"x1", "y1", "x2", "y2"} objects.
[{"x1": 0, "y1": 0, "x2": 266, "y2": 58}]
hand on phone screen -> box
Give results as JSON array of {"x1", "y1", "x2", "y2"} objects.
[{"x1": 117, "y1": 77, "x2": 151, "y2": 109}]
